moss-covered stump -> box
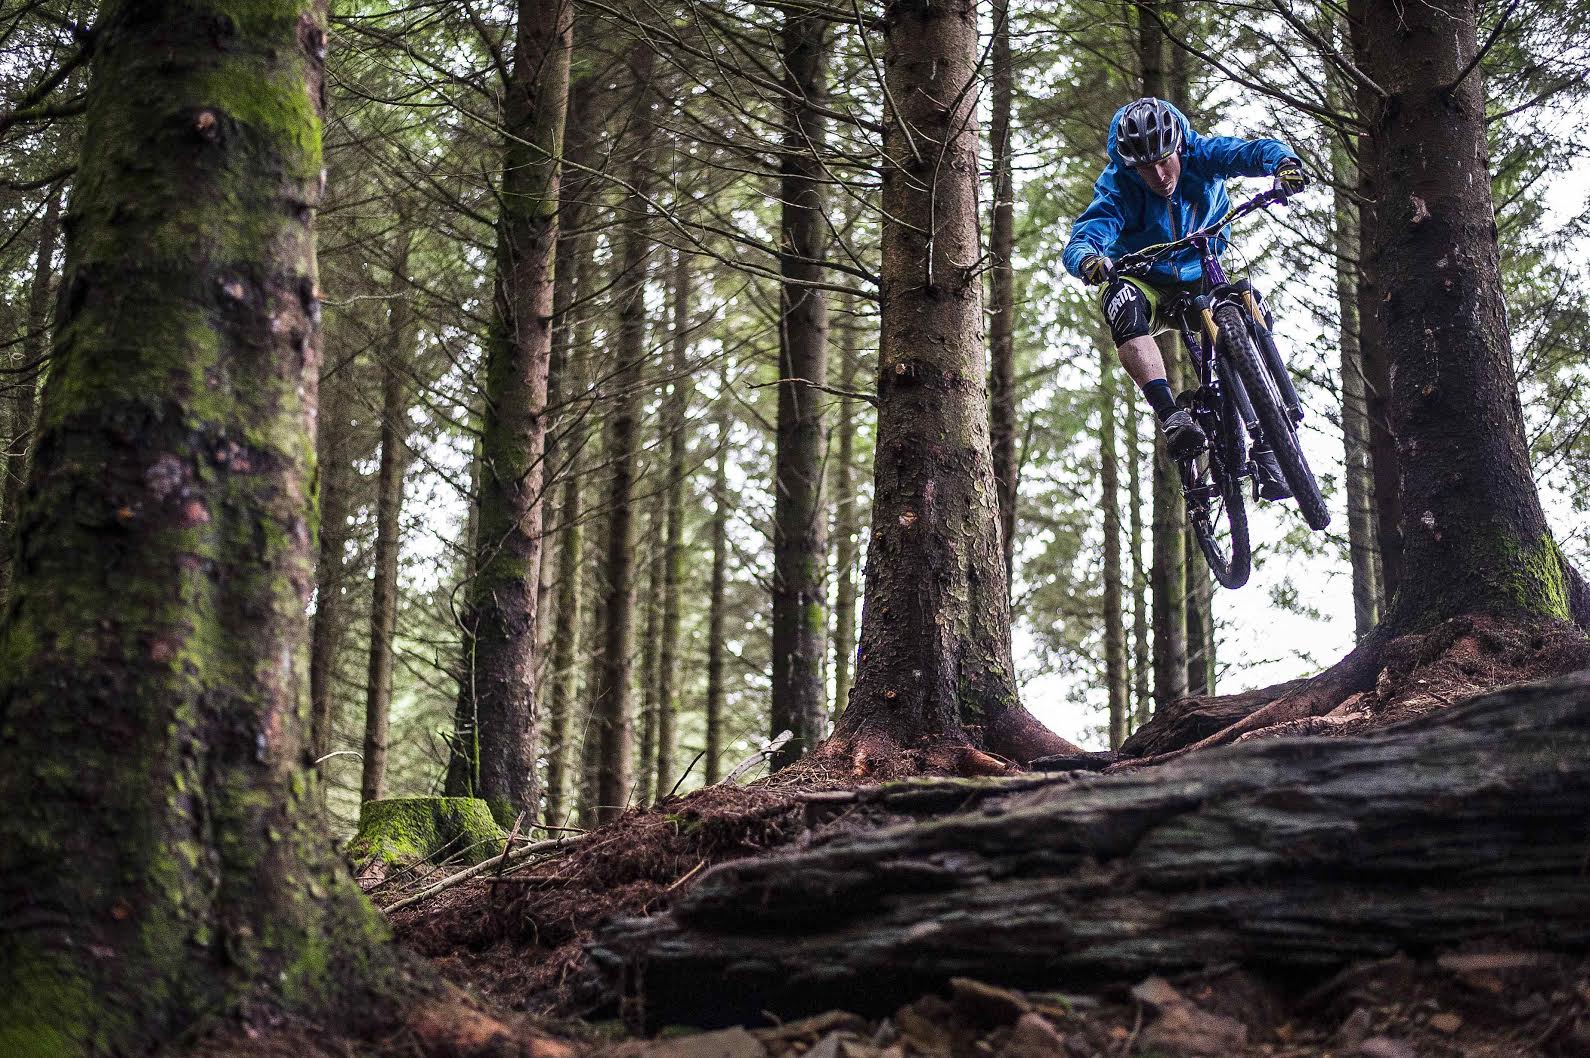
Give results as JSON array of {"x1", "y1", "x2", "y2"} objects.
[{"x1": 348, "y1": 797, "x2": 506, "y2": 871}]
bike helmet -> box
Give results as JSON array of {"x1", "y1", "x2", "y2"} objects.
[{"x1": 1116, "y1": 97, "x2": 1183, "y2": 167}]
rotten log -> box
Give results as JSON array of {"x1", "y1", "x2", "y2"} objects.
[{"x1": 591, "y1": 671, "x2": 1590, "y2": 1027}]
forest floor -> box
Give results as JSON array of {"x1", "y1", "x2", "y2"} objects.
[
  {"x1": 349, "y1": 618, "x2": 1590, "y2": 1058},
  {"x1": 182, "y1": 619, "x2": 1589, "y2": 1057}
]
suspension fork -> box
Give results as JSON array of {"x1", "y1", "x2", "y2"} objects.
[{"x1": 1242, "y1": 289, "x2": 1303, "y2": 421}]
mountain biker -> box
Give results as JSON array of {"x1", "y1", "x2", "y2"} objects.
[{"x1": 1063, "y1": 97, "x2": 1307, "y2": 501}]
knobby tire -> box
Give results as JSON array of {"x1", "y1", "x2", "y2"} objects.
[
  {"x1": 1182, "y1": 383, "x2": 1251, "y2": 589},
  {"x1": 1213, "y1": 304, "x2": 1330, "y2": 531}
]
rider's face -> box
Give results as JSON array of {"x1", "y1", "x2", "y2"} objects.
[{"x1": 1135, "y1": 152, "x2": 1180, "y2": 197}]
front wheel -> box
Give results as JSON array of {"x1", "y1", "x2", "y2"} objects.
[
  {"x1": 1213, "y1": 303, "x2": 1330, "y2": 531},
  {"x1": 1179, "y1": 385, "x2": 1251, "y2": 589}
]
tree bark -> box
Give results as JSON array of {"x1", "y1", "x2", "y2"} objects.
[
  {"x1": 637, "y1": 505, "x2": 664, "y2": 805},
  {"x1": 595, "y1": 671, "x2": 1590, "y2": 1027},
  {"x1": 1098, "y1": 337, "x2": 1128, "y2": 749},
  {"x1": 1361, "y1": 0, "x2": 1576, "y2": 629},
  {"x1": 542, "y1": 76, "x2": 597, "y2": 829},
  {"x1": 823, "y1": 0, "x2": 1078, "y2": 769},
  {"x1": 1138, "y1": 0, "x2": 1187, "y2": 710},
  {"x1": 0, "y1": 2, "x2": 405, "y2": 1048},
  {"x1": 1184, "y1": 542, "x2": 1213, "y2": 696},
  {"x1": 830, "y1": 302, "x2": 861, "y2": 718},
  {"x1": 1127, "y1": 406, "x2": 1151, "y2": 728},
  {"x1": 444, "y1": 0, "x2": 573, "y2": 823},
  {"x1": 0, "y1": 186, "x2": 59, "y2": 602},
  {"x1": 592, "y1": 44, "x2": 656, "y2": 821},
  {"x1": 704, "y1": 392, "x2": 731, "y2": 784},
  {"x1": 770, "y1": 11, "x2": 831, "y2": 769},
  {"x1": 988, "y1": 0, "x2": 1017, "y2": 586},
  {"x1": 655, "y1": 251, "x2": 690, "y2": 797},
  {"x1": 1332, "y1": 140, "x2": 1381, "y2": 639},
  {"x1": 1348, "y1": 0, "x2": 1403, "y2": 605},
  {"x1": 360, "y1": 234, "x2": 415, "y2": 805},
  {"x1": 310, "y1": 357, "x2": 359, "y2": 766}
]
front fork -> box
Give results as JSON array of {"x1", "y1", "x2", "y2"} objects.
[{"x1": 1240, "y1": 290, "x2": 1303, "y2": 423}]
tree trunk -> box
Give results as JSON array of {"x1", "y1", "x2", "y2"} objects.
[
  {"x1": 1348, "y1": 0, "x2": 1403, "y2": 605},
  {"x1": 1127, "y1": 407, "x2": 1151, "y2": 728},
  {"x1": 655, "y1": 251, "x2": 690, "y2": 797},
  {"x1": 310, "y1": 358, "x2": 358, "y2": 766},
  {"x1": 1098, "y1": 336, "x2": 1128, "y2": 749},
  {"x1": 988, "y1": 0, "x2": 1018, "y2": 586},
  {"x1": 596, "y1": 672, "x2": 1590, "y2": 1027},
  {"x1": 444, "y1": 0, "x2": 573, "y2": 823},
  {"x1": 0, "y1": 2, "x2": 404, "y2": 1048},
  {"x1": 1136, "y1": 0, "x2": 1166, "y2": 100},
  {"x1": 360, "y1": 235, "x2": 415, "y2": 805},
  {"x1": 1184, "y1": 540, "x2": 1213, "y2": 696},
  {"x1": 770, "y1": 12, "x2": 831, "y2": 769},
  {"x1": 1362, "y1": 0, "x2": 1576, "y2": 629},
  {"x1": 0, "y1": 187, "x2": 59, "y2": 602},
  {"x1": 823, "y1": 0, "x2": 1078, "y2": 770},
  {"x1": 1333, "y1": 136, "x2": 1381, "y2": 639},
  {"x1": 637, "y1": 507, "x2": 664, "y2": 805},
  {"x1": 704, "y1": 393, "x2": 731, "y2": 784},
  {"x1": 592, "y1": 44, "x2": 656, "y2": 821},
  {"x1": 1150, "y1": 336, "x2": 1188, "y2": 709},
  {"x1": 830, "y1": 302, "x2": 861, "y2": 718},
  {"x1": 543, "y1": 81, "x2": 598, "y2": 827}
]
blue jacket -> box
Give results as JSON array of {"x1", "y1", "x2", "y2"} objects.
[{"x1": 1062, "y1": 102, "x2": 1299, "y2": 285}]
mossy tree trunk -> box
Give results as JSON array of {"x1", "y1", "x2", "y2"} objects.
[
  {"x1": 1127, "y1": 406, "x2": 1151, "y2": 728},
  {"x1": 360, "y1": 232, "x2": 415, "y2": 805},
  {"x1": 0, "y1": 186, "x2": 59, "y2": 603},
  {"x1": 770, "y1": 11, "x2": 831, "y2": 769},
  {"x1": 824, "y1": 0, "x2": 1079, "y2": 770},
  {"x1": 444, "y1": 0, "x2": 573, "y2": 823},
  {"x1": 0, "y1": 2, "x2": 406, "y2": 1051},
  {"x1": 1361, "y1": 0, "x2": 1577, "y2": 629}
]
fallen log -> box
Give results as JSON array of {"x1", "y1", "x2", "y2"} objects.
[{"x1": 591, "y1": 671, "x2": 1590, "y2": 1027}]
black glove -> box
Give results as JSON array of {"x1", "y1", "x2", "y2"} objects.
[
  {"x1": 1080, "y1": 254, "x2": 1115, "y2": 286},
  {"x1": 1274, "y1": 159, "x2": 1307, "y2": 196}
]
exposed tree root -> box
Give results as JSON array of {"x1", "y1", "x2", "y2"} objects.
[
  {"x1": 779, "y1": 732, "x2": 1020, "y2": 784},
  {"x1": 1113, "y1": 612, "x2": 1590, "y2": 771}
]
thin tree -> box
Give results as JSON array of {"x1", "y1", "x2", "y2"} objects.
[
  {"x1": 1098, "y1": 334, "x2": 1129, "y2": 748},
  {"x1": 829, "y1": 299, "x2": 862, "y2": 717},
  {"x1": 592, "y1": 43, "x2": 657, "y2": 821},
  {"x1": 360, "y1": 232, "x2": 415, "y2": 804},
  {"x1": 655, "y1": 249, "x2": 691, "y2": 796},
  {"x1": 704, "y1": 382, "x2": 732, "y2": 783},
  {"x1": 770, "y1": 10, "x2": 832, "y2": 768},
  {"x1": 988, "y1": 0, "x2": 1018, "y2": 583},
  {"x1": 444, "y1": 0, "x2": 574, "y2": 821}
]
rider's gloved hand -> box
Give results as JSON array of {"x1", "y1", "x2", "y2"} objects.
[
  {"x1": 1080, "y1": 255, "x2": 1115, "y2": 286},
  {"x1": 1273, "y1": 160, "x2": 1307, "y2": 197}
]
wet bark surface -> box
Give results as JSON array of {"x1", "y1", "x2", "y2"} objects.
[{"x1": 594, "y1": 671, "x2": 1590, "y2": 1028}]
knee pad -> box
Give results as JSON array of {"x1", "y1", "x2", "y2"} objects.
[{"x1": 1101, "y1": 278, "x2": 1152, "y2": 346}]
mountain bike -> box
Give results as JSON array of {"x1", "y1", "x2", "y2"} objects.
[{"x1": 1113, "y1": 186, "x2": 1330, "y2": 590}]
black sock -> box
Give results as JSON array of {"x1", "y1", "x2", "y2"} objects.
[{"x1": 1141, "y1": 378, "x2": 1177, "y2": 421}]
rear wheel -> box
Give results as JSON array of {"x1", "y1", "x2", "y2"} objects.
[
  {"x1": 1180, "y1": 387, "x2": 1250, "y2": 589},
  {"x1": 1213, "y1": 303, "x2": 1330, "y2": 531}
]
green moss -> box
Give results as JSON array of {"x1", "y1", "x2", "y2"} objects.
[
  {"x1": 0, "y1": 944, "x2": 106, "y2": 1058},
  {"x1": 345, "y1": 797, "x2": 506, "y2": 869},
  {"x1": 1510, "y1": 533, "x2": 1571, "y2": 619}
]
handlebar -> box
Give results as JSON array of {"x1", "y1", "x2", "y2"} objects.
[{"x1": 1112, "y1": 186, "x2": 1291, "y2": 278}]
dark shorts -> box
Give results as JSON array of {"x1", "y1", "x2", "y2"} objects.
[{"x1": 1099, "y1": 276, "x2": 1201, "y2": 347}]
